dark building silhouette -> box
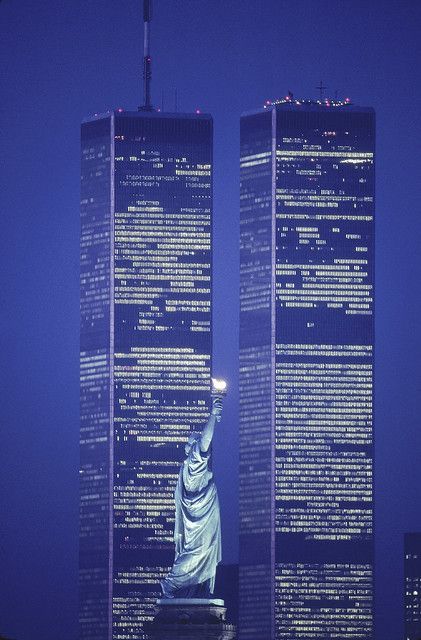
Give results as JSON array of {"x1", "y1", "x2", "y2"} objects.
[
  {"x1": 79, "y1": 109, "x2": 213, "y2": 639},
  {"x1": 239, "y1": 97, "x2": 375, "y2": 639},
  {"x1": 405, "y1": 533, "x2": 421, "y2": 640},
  {"x1": 216, "y1": 564, "x2": 239, "y2": 627}
]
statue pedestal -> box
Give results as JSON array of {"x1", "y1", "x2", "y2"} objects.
[{"x1": 145, "y1": 599, "x2": 236, "y2": 640}]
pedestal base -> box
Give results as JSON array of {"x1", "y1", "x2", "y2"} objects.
[{"x1": 145, "y1": 599, "x2": 236, "y2": 640}]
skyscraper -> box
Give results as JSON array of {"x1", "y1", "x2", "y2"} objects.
[
  {"x1": 80, "y1": 107, "x2": 213, "y2": 640},
  {"x1": 79, "y1": 7, "x2": 213, "y2": 638},
  {"x1": 239, "y1": 97, "x2": 375, "y2": 639},
  {"x1": 404, "y1": 533, "x2": 421, "y2": 640}
]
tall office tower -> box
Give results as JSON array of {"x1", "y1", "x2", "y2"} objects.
[
  {"x1": 80, "y1": 108, "x2": 213, "y2": 640},
  {"x1": 404, "y1": 533, "x2": 421, "y2": 640},
  {"x1": 79, "y1": 6, "x2": 213, "y2": 639},
  {"x1": 239, "y1": 97, "x2": 375, "y2": 639}
]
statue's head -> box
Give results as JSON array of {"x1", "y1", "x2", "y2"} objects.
[{"x1": 185, "y1": 432, "x2": 200, "y2": 456}]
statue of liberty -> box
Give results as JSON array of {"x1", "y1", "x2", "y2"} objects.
[{"x1": 160, "y1": 380, "x2": 227, "y2": 599}]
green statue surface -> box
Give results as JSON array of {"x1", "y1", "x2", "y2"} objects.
[{"x1": 160, "y1": 391, "x2": 224, "y2": 599}]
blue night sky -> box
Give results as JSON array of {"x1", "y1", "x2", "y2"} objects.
[{"x1": 1, "y1": 1, "x2": 421, "y2": 638}]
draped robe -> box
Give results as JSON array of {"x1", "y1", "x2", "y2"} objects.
[{"x1": 161, "y1": 439, "x2": 221, "y2": 597}]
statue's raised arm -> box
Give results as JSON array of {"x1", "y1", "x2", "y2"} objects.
[
  {"x1": 199, "y1": 397, "x2": 222, "y2": 453},
  {"x1": 160, "y1": 382, "x2": 226, "y2": 599}
]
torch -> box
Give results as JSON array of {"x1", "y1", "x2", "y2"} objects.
[{"x1": 211, "y1": 378, "x2": 228, "y2": 423}]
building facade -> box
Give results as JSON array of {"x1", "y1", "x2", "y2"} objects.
[
  {"x1": 239, "y1": 99, "x2": 375, "y2": 639},
  {"x1": 405, "y1": 533, "x2": 421, "y2": 640},
  {"x1": 79, "y1": 110, "x2": 213, "y2": 640}
]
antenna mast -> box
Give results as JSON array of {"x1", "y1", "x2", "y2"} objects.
[
  {"x1": 316, "y1": 80, "x2": 327, "y2": 101},
  {"x1": 140, "y1": 0, "x2": 154, "y2": 110}
]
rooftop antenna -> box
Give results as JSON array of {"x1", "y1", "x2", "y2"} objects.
[
  {"x1": 316, "y1": 80, "x2": 327, "y2": 100},
  {"x1": 140, "y1": 0, "x2": 154, "y2": 111}
]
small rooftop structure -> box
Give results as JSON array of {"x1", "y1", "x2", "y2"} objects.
[{"x1": 263, "y1": 95, "x2": 352, "y2": 109}]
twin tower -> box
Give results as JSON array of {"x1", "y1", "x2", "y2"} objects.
[{"x1": 79, "y1": 99, "x2": 375, "y2": 639}]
